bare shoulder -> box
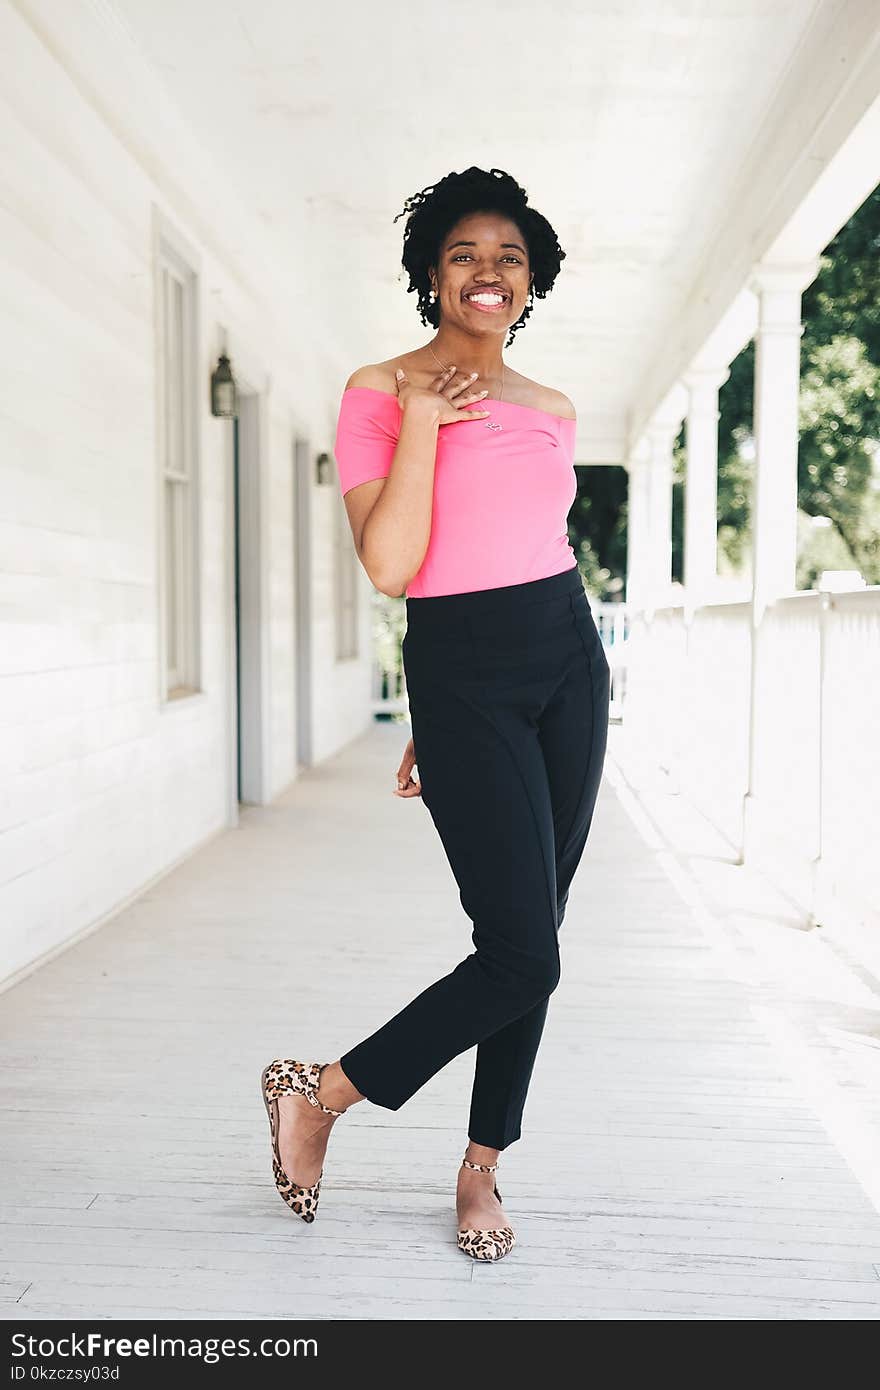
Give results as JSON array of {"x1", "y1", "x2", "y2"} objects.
[
  {"x1": 345, "y1": 348, "x2": 448, "y2": 395},
  {"x1": 542, "y1": 389, "x2": 575, "y2": 419},
  {"x1": 343, "y1": 362, "x2": 397, "y2": 393},
  {"x1": 534, "y1": 384, "x2": 577, "y2": 421},
  {"x1": 506, "y1": 370, "x2": 576, "y2": 421}
]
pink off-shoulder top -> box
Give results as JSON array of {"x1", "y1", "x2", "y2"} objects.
[{"x1": 333, "y1": 385, "x2": 579, "y2": 598}]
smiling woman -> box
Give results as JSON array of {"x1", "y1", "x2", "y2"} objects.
[
  {"x1": 262, "y1": 166, "x2": 609, "y2": 1269},
  {"x1": 395, "y1": 164, "x2": 566, "y2": 350}
]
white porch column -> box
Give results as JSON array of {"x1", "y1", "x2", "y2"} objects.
[
  {"x1": 741, "y1": 258, "x2": 821, "y2": 863},
  {"x1": 643, "y1": 419, "x2": 679, "y2": 608},
  {"x1": 624, "y1": 441, "x2": 651, "y2": 610},
  {"x1": 682, "y1": 366, "x2": 729, "y2": 606},
  {"x1": 748, "y1": 261, "x2": 820, "y2": 613}
]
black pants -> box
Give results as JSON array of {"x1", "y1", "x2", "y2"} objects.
[{"x1": 339, "y1": 564, "x2": 610, "y2": 1150}]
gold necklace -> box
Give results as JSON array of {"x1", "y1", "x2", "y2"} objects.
[{"x1": 427, "y1": 341, "x2": 505, "y2": 428}]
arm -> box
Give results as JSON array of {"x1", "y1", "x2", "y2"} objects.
[
  {"x1": 343, "y1": 392, "x2": 442, "y2": 598},
  {"x1": 338, "y1": 364, "x2": 490, "y2": 597}
]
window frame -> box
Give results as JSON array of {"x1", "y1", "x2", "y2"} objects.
[{"x1": 154, "y1": 214, "x2": 202, "y2": 703}]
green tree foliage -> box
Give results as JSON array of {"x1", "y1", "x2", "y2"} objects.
[
  {"x1": 802, "y1": 186, "x2": 880, "y2": 364},
  {"x1": 716, "y1": 345, "x2": 755, "y2": 576},
  {"x1": 798, "y1": 185, "x2": 880, "y2": 584},
  {"x1": 568, "y1": 465, "x2": 628, "y2": 601},
  {"x1": 796, "y1": 509, "x2": 860, "y2": 591},
  {"x1": 798, "y1": 335, "x2": 880, "y2": 580}
]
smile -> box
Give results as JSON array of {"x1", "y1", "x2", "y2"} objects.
[{"x1": 463, "y1": 291, "x2": 509, "y2": 313}]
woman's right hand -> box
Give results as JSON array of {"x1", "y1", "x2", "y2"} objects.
[
  {"x1": 394, "y1": 737, "x2": 422, "y2": 798},
  {"x1": 395, "y1": 366, "x2": 492, "y2": 425}
]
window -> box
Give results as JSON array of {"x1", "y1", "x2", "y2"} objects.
[
  {"x1": 156, "y1": 234, "x2": 200, "y2": 698},
  {"x1": 334, "y1": 486, "x2": 359, "y2": 660}
]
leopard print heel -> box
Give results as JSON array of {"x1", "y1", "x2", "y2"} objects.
[
  {"x1": 260, "y1": 1059, "x2": 348, "y2": 1223},
  {"x1": 456, "y1": 1156, "x2": 516, "y2": 1261}
]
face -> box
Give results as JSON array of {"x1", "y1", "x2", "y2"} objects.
[{"x1": 429, "y1": 211, "x2": 533, "y2": 336}]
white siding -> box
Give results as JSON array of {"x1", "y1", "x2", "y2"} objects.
[{"x1": 0, "y1": 2, "x2": 375, "y2": 984}]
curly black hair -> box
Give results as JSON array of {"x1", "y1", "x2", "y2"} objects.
[{"x1": 393, "y1": 166, "x2": 566, "y2": 349}]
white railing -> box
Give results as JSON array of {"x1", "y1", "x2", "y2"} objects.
[
  {"x1": 619, "y1": 588, "x2": 880, "y2": 940},
  {"x1": 370, "y1": 655, "x2": 407, "y2": 718},
  {"x1": 591, "y1": 602, "x2": 630, "y2": 721},
  {"x1": 817, "y1": 590, "x2": 880, "y2": 941}
]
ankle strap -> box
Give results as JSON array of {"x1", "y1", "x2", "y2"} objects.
[
  {"x1": 305, "y1": 1062, "x2": 347, "y2": 1117},
  {"x1": 305, "y1": 1089, "x2": 346, "y2": 1118},
  {"x1": 462, "y1": 1156, "x2": 498, "y2": 1173}
]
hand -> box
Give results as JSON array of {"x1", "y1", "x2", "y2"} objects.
[
  {"x1": 395, "y1": 365, "x2": 492, "y2": 425},
  {"x1": 393, "y1": 737, "x2": 422, "y2": 798}
]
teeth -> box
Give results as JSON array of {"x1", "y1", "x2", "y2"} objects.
[{"x1": 468, "y1": 293, "x2": 505, "y2": 305}]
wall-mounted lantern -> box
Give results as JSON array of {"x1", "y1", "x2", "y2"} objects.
[
  {"x1": 210, "y1": 353, "x2": 237, "y2": 418},
  {"x1": 316, "y1": 451, "x2": 333, "y2": 485}
]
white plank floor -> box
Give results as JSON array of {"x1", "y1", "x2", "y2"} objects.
[{"x1": 2, "y1": 721, "x2": 880, "y2": 1321}]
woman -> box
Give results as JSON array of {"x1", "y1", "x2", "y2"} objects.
[{"x1": 261, "y1": 166, "x2": 610, "y2": 1262}]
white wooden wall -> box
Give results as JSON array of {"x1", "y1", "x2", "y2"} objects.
[{"x1": 0, "y1": 3, "x2": 375, "y2": 986}]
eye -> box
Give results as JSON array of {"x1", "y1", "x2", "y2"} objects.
[
  {"x1": 450, "y1": 252, "x2": 525, "y2": 262},
  {"x1": 450, "y1": 253, "x2": 523, "y2": 264}
]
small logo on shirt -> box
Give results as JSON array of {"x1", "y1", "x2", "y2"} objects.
[{"x1": 485, "y1": 421, "x2": 503, "y2": 431}]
